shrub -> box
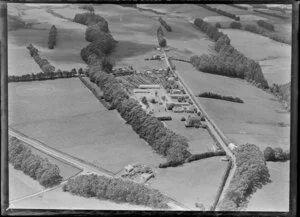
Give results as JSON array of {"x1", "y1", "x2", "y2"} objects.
[
  {"x1": 74, "y1": 13, "x2": 108, "y2": 26},
  {"x1": 79, "y1": 4, "x2": 94, "y2": 12},
  {"x1": 263, "y1": 146, "x2": 289, "y2": 161},
  {"x1": 180, "y1": 117, "x2": 186, "y2": 121},
  {"x1": 263, "y1": 146, "x2": 275, "y2": 161},
  {"x1": 257, "y1": 20, "x2": 275, "y2": 31},
  {"x1": 9, "y1": 136, "x2": 62, "y2": 188},
  {"x1": 48, "y1": 25, "x2": 57, "y2": 49},
  {"x1": 159, "y1": 17, "x2": 172, "y2": 32},
  {"x1": 215, "y1": 22, "x2": 221, "y2": 28},
  {"x1": 244, "y1": 24, "x2": 262, "y2": 34},
  {"x1": 63, "y1": 174, "x2": 169, "y2": 209},
  {"x1": 230, "y1": 21, "x2": 242, "y2": 29}
]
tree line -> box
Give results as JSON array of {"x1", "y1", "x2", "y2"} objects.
[
  {"x1": 27, "y1": 44, "x2": 56, "y2": 74},
  {"x1": 253, "y1": 9, "x2": 289, "y2": 19},
  {"x1": 158, "y1": 17, "x2": 172, "y2": 32},
  {"x1": 197, "y1": 92, "x2": 244, "y2": 103},
  {"x1": 157, "y1": 26, "x2": 167, "y2": 47},
  {"x1": 229, "y1": 4, "x2": 248, "y2": 10},
  {"x1": 9, "y1": 136, "x2": 63, "y2": 188},
  {"x1": 63, "y1": 174, "x2": 169, "y2": 209},
  {"x1": 192, "y1": 18, "x2": 269, "y2": 89},
  {"x1": 199, "y1": 4, "x2": 240, "y2": 21},
  {"x1": 48, "y1": 25, "x2": 57, "y2": 49},
  {"x1": 264, "y1": 147, "x2": 290, "y2": 161},
  {"x1": 87, "y1": 59, "x2": 192, "y2": 163},
  {"x1": 218, "y1": 144, "x2": 271, "y2": 211},
  {"x1": 8, "y1": 68, "x2": 85, "y2": 83},
  {"x1": 74, "y1": 12, "x2": 117, "y2": 64}
]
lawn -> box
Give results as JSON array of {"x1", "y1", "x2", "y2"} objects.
[
  {"x1": 149, "y1": 158, "x2": 227, "y2": 210},
  {"x1": 9, "y1": 164, "x2": 44, "y2": 201},
  {"x1": 8, "y1": 78, "x2": 163, "y2": 173},
  {"x1": 247, "y1": 162, "x2": 289, "y2": 211}
]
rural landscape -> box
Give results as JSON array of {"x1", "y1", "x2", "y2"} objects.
[{"x1": 7, "y1": 3, "x2": 291, "y2": 211}]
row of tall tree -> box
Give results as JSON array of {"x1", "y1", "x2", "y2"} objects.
[
  {"x1": 63, "y1": 174, "x2": 169, "y2": 209},
  {"x1": 157, "y1": 26, "x2": 167, "y2": 47},
  {"x1": 158, "y1": 17, "x2": 172, "y2": 32},
  {"x1": 87, "y1": 59, "x2": 192, "y2": 163},
  {"x1": 8, "y1": 68, "x2": 84, "y2": 82},
  {"x1": 192, "y1": 18, "x2": 269, "y2": 89},
  {"x1": 199, "y1": 4, "x2": 240, "y2": 21},
  {"x1": 75, "y1": 12, "x2": 117, "y2": 64},
  {"x1": 218, "y1": 144, "x2": 271, "y2": 211},
  {"x1": 27, "y1": 44, "x2": 56, "y2": 73},
  {"x1": 48, "y1": 25, "x2": 57, "y2": 49},
  {"x1": 9, "y1": 136, "x2": 63, "y2": 188}
]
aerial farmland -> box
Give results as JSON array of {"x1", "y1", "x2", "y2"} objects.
[{"x1": 6, "y1": 3, "x2": 291, "y2": 212}]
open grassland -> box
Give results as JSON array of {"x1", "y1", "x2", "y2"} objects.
[
  {"x1": 172, "y1": 61, "x2": 290, "y2": 151},
  {"x1": 9, "y1": 164, "x2": 44, "y2": 201},
  {"x1": 247, "y1": 162, "x2": 289, "y2": 211},
  {"x1": 219, "y1": 29, "x2": 291, "y2": 85},
  {"x1": 8, "y1": 4, "x2": 89, "y2": 75},
  {"x1": 149, "y1": 158, "x2": 227, "y2": 210},
  {"x1": 8, "y1": 78, "x2": 163, "y2": 173},
  {"x1": 10, "y1": 187, "x2": 151, "y2": 210}
]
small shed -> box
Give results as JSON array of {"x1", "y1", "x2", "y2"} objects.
[{"x1": 125, "y1": 165, "x2": 134, "y2": 173}]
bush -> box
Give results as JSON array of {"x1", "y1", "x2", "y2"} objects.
[
  {"x1": 218, "y1": 144, "x2": 271, "y2": 210},
  {"x1": 63, "y1": 174, "x2": 169, "y2": 209},
  {"x1": 180, "y1": 117, "x2": 186, "y2": 121},
  {"x1": 9, "y1": 136, "x2": 62, "y2": 188},
  {"x1": 159, "y1": 17, "x2": 172, "y2": 32},
  {"x1": 74, "y1": 13, "x2": 108, "y2": 26},
  {"x1": 257, "y1": 20, "x2": 275, "y2": 31},
  {"x1": 48, "y1": 25, "x2": 57, "y2": 49},
  {"x1": 79, "y1": 4, "x2": 94, "y2": 12},
  {"x1": 230, "y1": 21, "x2": 242, "y2": 29},
  {"x1": 197, "y1": 92, "x2": 244, "y2": 103},
  {"x1": 215, "y1": 22, "x2": 221, "y2": 28},
  {"x1": 263, "y1": 146, "x2": 289, "y2": 161}
]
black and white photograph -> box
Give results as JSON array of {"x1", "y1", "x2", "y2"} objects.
[{"x1": 0, "y1": 1, "x2": 297, "y2": 215}]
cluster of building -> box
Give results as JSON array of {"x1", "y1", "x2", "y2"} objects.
[
  {"x1": 144, "y1": 54, "x2": 164, "y2": 61},
  {"x1": 112, "y1": 66, "x2": 135, "y2": 77},
  {"x1": 122, "y1": 164, "x2": 155, "y2": 184}
]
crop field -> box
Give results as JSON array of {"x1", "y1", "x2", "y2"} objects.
[
  {"x1": 220, "y1": 29, "x2": 291, "y2": 85},
  {"x1": 9, "y1": 164, "x2": 44, "y2": 201},
  {"x1": 8, "y1": 78, "x2": 163, "y2": 173},
  {"x1": 149, "y1": 158, "x2": 227, "y2": 210},
  {"x1": 10, "y1": 187, "x2": 151, "y2": 210},
  {"x1": 247, "y1": 162, "x2": 289, "y2": 211}
]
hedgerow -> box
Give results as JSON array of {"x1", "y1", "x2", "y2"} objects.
[
  {"x1": 197, "y1": 92, "x2": 244, "y2": 103},
  {"x1": 218, "y1": 144, "x2": 271, "y2": 211},
  {"x1": 263, "y1": 147, "x2": 290, "y2": 161},
  {"x1": 257, "y1": 20, "x2": 275, "y2": 31},
  {"x1": 230, "y1": 21, "x2": 242, "y2": 29},
  {"x1": 63, "y1": 174, "x2": 169, "y2": 209},
  {"x1": 9, "y1": 136, "x2": 62, "y2": 188}
]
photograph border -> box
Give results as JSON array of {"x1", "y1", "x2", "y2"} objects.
[{"x1": 1, "y1": 0, "x2": 298, "y2": 216}]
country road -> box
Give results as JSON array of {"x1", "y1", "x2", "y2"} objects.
[{"x1": 162, "y1": 49, "x2": 236, "y2": 210}]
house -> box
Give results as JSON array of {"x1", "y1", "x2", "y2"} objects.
[
  {"x1": 228, "y1": 143, "x2": 237, "y2": 151},
  {"x1": 138, "y1": 84, "x2": 161, "y2": 89},
  {"x1": 133, "y1": 89, "x2": 151, "y2": 94},
  {"x1": 125, "y1": 165, "x2": 134, "y2": 173},
  {"x1": 172, "y1": 106, "x2": 185, "y2": 113}
]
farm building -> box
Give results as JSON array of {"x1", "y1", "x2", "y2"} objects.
[
  {"x1": 133, "y1": 89, "x2": 151, "y2": 94},
  {"x1": 170, "y1": 94, "x2": 189, "y2": 99},
  {"x1": 228, "y1": 143, "x2": 237, "y2": 151},
  {"x1": 173, "y1": 106, "x2": 185, "y2": 113},
  {"x1": 140, "y1": 173, "x2": 154, "y2": 183},
  {"x1": 125, "y1": 165, "x2": 134, "y2": 172},
  {"x1": 139, "y1": 84, "x2": 161, "y2": 89},
  {"x1": 171, "y1": 89, "x2": 182, "y2": 94},
  {"x1": 184, "y1": 105, "x2": 196, "y2": 113}
]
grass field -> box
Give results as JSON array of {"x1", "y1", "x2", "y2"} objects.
[
  {"x1": 247, "y1": 162, "x2": 289, "y2": 211},
  {"x1": 10, "y1": 186, "x2": 151, "y2": 210},
  {"x1": 9, "y1": 164, "x2": 44, "y2": 201},
  {"x1": 220, "y1": 29, "x2": 291, "y2": 85},
  {"x1": 149, "y1": 158, "x2": 227, "y2": 210},
  {"x1": 8, "y1": 78, "x2": 163, "y2": 173}
]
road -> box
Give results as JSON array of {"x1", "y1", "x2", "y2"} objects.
[{"x1": 162, "y1": 49, "x2": 236, "y2": 210}]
